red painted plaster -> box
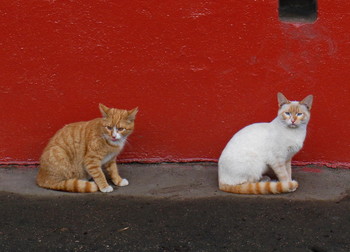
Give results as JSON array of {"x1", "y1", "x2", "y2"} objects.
[{"x1": 0, "y1": 1, "x2": 349, "y2": 168}]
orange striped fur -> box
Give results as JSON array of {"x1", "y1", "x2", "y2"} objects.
[
  {"x1": 36, "y1": 104, "x2": 138, "y2": 193},
  {"x1": 219, "y1": 181, "x2": 298, "y2": 194}
]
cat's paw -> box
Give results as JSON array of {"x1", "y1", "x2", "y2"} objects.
[
  {"x1": 288, "y1": 180, "x2": 299, "y2": 192},
  {"x1": 260, "y1": 176, "x2": 272, "y2": 182},
  {"x1": 100, "y1": 185, "x2": 113, "y2": 193},
  {"x1": 118, "y1": 178, "x2": 129, "y2": 187}
]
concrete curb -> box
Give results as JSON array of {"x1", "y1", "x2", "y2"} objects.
[{"x1": 0, "y1": 163, "x2": 349, "y2": 201}]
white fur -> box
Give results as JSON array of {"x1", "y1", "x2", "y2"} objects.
[
  {"x1": 112, "y1": 137, "x2": 127, "y2": 149},
  {"x1": 119, "y1": 178, "x2": 129, "y2": 187},
  {"x1": 112, "y1": 127, "x2": 122, "y2": 140},
  {"x1": 101, "y1": 152, "x2": 117, "y2": 165},
  {"x1": 103, "y1": 133, "x2": 127, "y2": 149},
  {"x1": 218, "y1": 103, "x2": 310, "y2": 186},
  {"x1": 100, "y1": 185, "x2": 113, "y2": 193}
]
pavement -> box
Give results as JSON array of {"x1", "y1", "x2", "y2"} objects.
[
  {"x1": 1, "y1": 163, "x2": 349, "y2": 201},
  {"x1": 1, "y1": 163, "x2": 350, "y2": 251}
]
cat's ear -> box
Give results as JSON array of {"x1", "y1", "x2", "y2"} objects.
[
  {"x1": 99, "y1": 103, "x2": 110, "y2": 118},
  {"x1": 128, "y1": 107, "x2": 138, "y2": 122},
  {"x1": 277, "y1": 92, "x2": 290, "y2": 108},
  {"x1": 300, "y1": 95, "x2": 313, "y2": 110}
]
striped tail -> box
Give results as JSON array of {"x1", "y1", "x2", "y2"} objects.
[
  {"x1": 38, "y1": 179, "x2": 99, "y2": 193},
  {"x1": 219, "y1": 180, "x2": 298, "y2": 194}
]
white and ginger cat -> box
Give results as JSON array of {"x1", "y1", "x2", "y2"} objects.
[
  {"x1": 37, "y1": 104, "x2": 138, "y2": 193},
  {"x1": 218, "y1": 92, "x2": 313, "y2": 194}
]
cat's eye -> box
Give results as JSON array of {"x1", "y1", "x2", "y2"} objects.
[
  {"x1": 106, "y1": 126, "x2": 113, "y2": 130},
  {"x1": 296, "y1": 113, "x2": 303, "y2": 116},
  {"x1": 284, "y1": 112, "x2": 291, "y2": 116},
  {"x1": 118, "y1": 128, "x2": 125, "y2": 132}
]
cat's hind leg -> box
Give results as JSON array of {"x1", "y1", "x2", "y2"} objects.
[
  {"x1": 38, "y1": 146, "x2": 101, "y2": 193},
  {"x1": 218, "y1": 155, "x2": 264, "y2": 185},
  {"x1": 260, "y1": 175, "x2": 272, "y2": 182}
]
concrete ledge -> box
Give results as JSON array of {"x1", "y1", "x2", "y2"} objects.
[{"x1": 0, "y1": 163, "x2": 349, "y2": 201}]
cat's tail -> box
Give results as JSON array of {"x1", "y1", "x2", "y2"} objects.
[
  {"x1": 37, "y1": 179, "x2": 99, "y2": 193},
  {"x1": 219, "y1": 180, "x2": 298, "y2": 194}
]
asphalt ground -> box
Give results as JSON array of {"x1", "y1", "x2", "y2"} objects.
[{"x1": 0, "y1": 163, "x2": 350, "y2": 252}]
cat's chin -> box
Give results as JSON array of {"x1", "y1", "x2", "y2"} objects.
[
  {"x1": 288, "y1": 124, "x2": 298, "y2": 128},
  {"x1": 108, "y1": 139, "x2": 121, "y2": 146},
  {"x1": 107, "y1": 137, "x2": 127, "y2": 148},
  {"x1": 103, "y1": 135, "x2": 121, "y2": 146}
]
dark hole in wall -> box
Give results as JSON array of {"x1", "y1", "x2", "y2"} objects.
[{"x1": 279, "y1": 0, "x2": 318, "y2": 23}]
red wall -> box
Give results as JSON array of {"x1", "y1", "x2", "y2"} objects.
[{"x1": 0, "y1": 1, "x2": 349, "y2": 168}]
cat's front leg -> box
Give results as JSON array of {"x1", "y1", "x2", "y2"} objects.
[
  {"x1": 286, "y1": 159, "x2": 292, "y2": 181},
  {"x1": 105, "y1": 161, "x2": 129, "y2": 187},
  {"x1": 84, "y1": 158, "x2": 113, "y2": 193},
  {"x1": 270, "y1": 163, "x2": 290, "y2": 182}
]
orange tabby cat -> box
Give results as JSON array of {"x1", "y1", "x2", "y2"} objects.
[{"x1": 36, "y1": 104, "x2": 138, "y2": 193}]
